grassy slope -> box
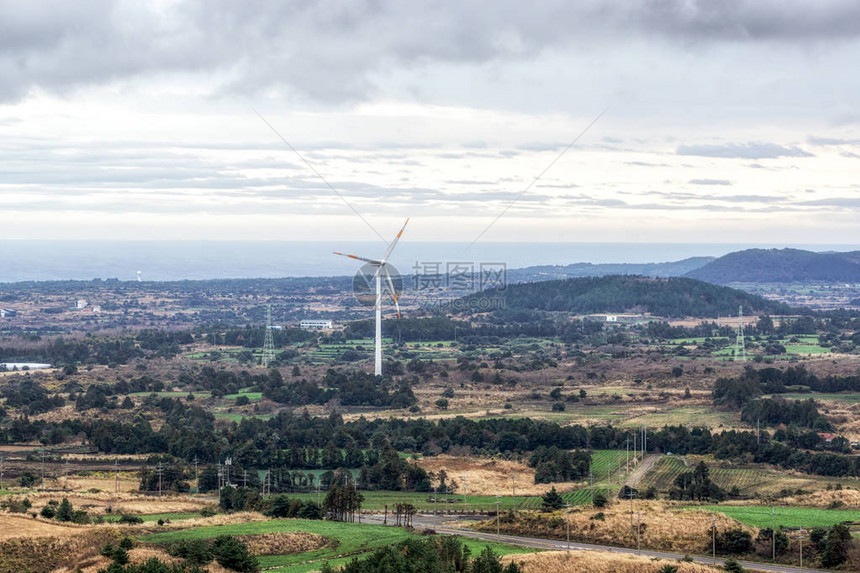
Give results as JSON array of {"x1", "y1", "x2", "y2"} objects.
[
  {"x1": 140, "y1": 518, "x2": 531, "y2": 572},
  {"x1": 687, "y1": 505, "x2": 860, "y2": 528}
]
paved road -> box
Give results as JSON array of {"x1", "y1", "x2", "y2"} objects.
[{"x1": 362, "y1": 514, "x2": 828, "y2": 573}]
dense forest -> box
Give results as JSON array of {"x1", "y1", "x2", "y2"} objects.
[
  {"x1": 466, "y1": 275, "x2": 794, "y2": 317},
  {"x1": 3, "y1": 402, "x2": 858, "y2": 478}
]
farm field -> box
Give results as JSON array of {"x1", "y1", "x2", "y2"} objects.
[
  {"x1": 635, "y1": 456, "x2": 850, "y2": 498},
  {"x1": 619, "y1": 407, "x2": 739, "y2": 430},
  {"x1": 140, "y1": 518, "x2": 530, "y2": 573},
  {"x1": 774, "y1": 392, "x2": 860, "y2": 404},
  {"x1": 688, "y1": 505, "x2": 860, "y2": 529}
]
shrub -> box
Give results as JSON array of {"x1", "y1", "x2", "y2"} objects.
[{"x1": 118, "y1": 513, "x2": 144, "y2": 524}]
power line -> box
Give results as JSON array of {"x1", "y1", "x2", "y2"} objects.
[
  {"x1": 468, "y1": 109, "x2": 607, "y2": 249},
  {"x1": 254, "y1": 110, "x2": 387, "y2": 243}
]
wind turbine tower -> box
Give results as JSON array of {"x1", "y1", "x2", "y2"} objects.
[
  {"x1": 335, "y1": 219, "x2": 408, "y2": 376},
  {"x1": 734, "y1": 305, "x2": 746, "y2": 361},
  {"x1": 261, "y1": 304, "x2": 276, "y2": 367}
]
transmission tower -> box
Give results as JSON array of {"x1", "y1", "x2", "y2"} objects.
[
  {"x1": 734, "y1": 305, "x2": 746, "y2": 361},
  {"x1": 261, "y1": 304, "x2": 276, "y2": 367}
]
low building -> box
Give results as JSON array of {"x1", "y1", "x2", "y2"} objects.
[
  {"x1": 0, "y1": 308, "x2": 17, "y2": 318},
  {"x1": 300, "y1": 319, "x2": 333, "y2": 330}
]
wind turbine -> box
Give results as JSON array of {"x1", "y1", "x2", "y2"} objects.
[{"x1": 334, "y1": 219, "x2": 408, "y2": 376}]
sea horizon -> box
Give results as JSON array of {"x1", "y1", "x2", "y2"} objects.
[{"x1": 2, "y1": 240, "x2": 859, "y2": 283}]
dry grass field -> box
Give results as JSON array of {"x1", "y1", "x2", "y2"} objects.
[
  {"x1": 0, "y1": 514, "x2": 81, "y2": 540},
  {"x1": 779, "y1": 488, "x2": 860, "y2": 508},
  {"x1": 503, "y1": 550, "x2": 721, "y2": 573},
  {"x1": 476, "y1": 501, "x2": 753, "y2": 554},
  {"x1": 414, "y1": 455, "x2": 583, "y2": 496},
  {"x1": 7, "y1": 491, "x2": 212, "y2": 516}
]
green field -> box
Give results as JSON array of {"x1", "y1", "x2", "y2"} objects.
[
  {"x1": 689, "y1": 505, "x2": 860, "y2": 529},
  {"x1": 141, "y1": 518, "x2": 530, "y2": 572},
  {"x1": 784, "y1": 344, "x2": 829, "y2": 355},
  {"x1": 774, "y1": 392, "x2": 860, "y2": 404},
  {"x1": 589, "y1": 450, "x2": 628, "y2": 484}
]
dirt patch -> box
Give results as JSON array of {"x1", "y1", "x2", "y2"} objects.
[
  {"x1": 415, "y1": 455, "x2": 581, "y2": 496},
  {"x1": 503, "y1": 550, "x2": 721, "y2": 573}
]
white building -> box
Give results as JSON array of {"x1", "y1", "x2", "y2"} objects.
[
  {"x1": 75, "y1": 299, "x2": 87, "y2": 310},
  {"x1": 0, "y1": 308, "x2": 17, "y2": 318},
  {"x1": 300, "y1": 319, "x2": 333, "y2": 330}
]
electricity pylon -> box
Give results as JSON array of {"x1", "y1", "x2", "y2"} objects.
[
  {"x1": 734, "y1": 305, "x2": 746, "y2": 361},
  {"x1": 261, "y1": 304, "x2": 276, "y2": 367}
]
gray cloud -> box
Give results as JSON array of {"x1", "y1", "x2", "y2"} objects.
[
  {"x1": 4, "y1": 1, "x2": 860, "y2": 104},
  {"x1": 677, "y1": 142, "x2": 814, "y2": 159},
  {"x1": 796, "y1": 197, "x2": 860, "y2": 208},
  {"x1": 689, "y1": 178, "x2": 731, "y2": 185}
]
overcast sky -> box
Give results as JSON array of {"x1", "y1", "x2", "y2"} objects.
[{"x1": 2, "y1": 0, "x2": 860, "y2": 246}]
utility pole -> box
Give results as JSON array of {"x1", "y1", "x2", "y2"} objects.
[
  {"x1": 495, "y1": 495, "x2": 501, "y2": 537},
  {"x1": 643, "y1": 425, "x2": 647, "y2": 455},
  {"x1": 510, "y1": 473, "x2": 516, "y2": 498},
  {"x1": 193, "y1": 457, "x2": 199, "y2": 494},
  {"x1": 771, "y1": 506, "x2": 776, "y2": 561},
  {"x1": 114, "y1": 458, "x2": 119, "y2": 493},
  {"x1": 626, "y1": 437, "x2": 629, "y2": 472},
  {"x1": 589, "y1": 470, "x2": 594, "y2": 506},
  {"x1": 243, "y1": 469, "x2": 247, "y2": 488},
  {"x1": 628, "y1": 486, "x2": 635, "y2": 532},
  {"x1": 712, "y1": 512, "x2": 717, "y2": 566},
  {"x1": 798, "y1": 526, "x2": 805, "y2": 569},
  {"x1": 0, "y1": 455, "x2": 4, "y2": 490},
  {"x1": 40, "y1": 450, "x2": 46, "y2": 488},
  {"x1": 636, "y1": 511, "x2": 642, "y2": 555},
  {"x1": 565, "y1": 503, "x2": 571, "y2": 550},
  {"x1": 157, "y1": 463, "x2": 163, "y2": 497}
]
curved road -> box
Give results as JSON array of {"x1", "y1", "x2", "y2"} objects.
[{"x1": 361, "y1": 514, "x2": 828, "y2": 573}]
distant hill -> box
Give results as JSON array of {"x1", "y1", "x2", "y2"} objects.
[
  {"x1": 507, "y1": 257, "x2": 714, "y2": 283},
  {"x1": 470, "y1": 275, "x2": 793, "y2": 318},
  {"x1": 685, "y1": 248, "x2": 860, "y2": 284}
]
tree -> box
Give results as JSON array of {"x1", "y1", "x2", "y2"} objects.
[
  {"x1": 435, "y1": 398, "x2": 449, "y2": 410},
  {"x1": 56, "y1": 498, "x2": 74, "y2": 522},
  {"x1": 821, "y1": 523, "x2": 852, "y2": 567},
  {"x1": 593, "y1": 491, "x2": 608, "y2": 508},
  {"x1": 211, "y1": 535, "x2": 259, "y2": 573},
  {"x1": 541, "y1": 487, "x2": 564, "y2": 511},
  {"x1": 472, "y1": 546, "x2": 523, "y2": 573},
  {"x1": 722, "y1": 557, "x2": 745, "y2": 572},
  {"x1": 717, "y1": 528, "x2": 753, "y2": 555}
]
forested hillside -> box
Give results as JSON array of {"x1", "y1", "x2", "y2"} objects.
[
  {"x1": 467, "y1": 275, "x2": 793, "y2": 318},
  {"x1": 686, "y1": 248, "x2": 860, "y2": 284}
]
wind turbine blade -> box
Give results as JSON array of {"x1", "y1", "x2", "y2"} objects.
[
  {"x1": 333, "y1": 252, "x2": 383, "y2": 265},
  {"x1": 382, "y1": 265, "x2": 401, "y2": 319},
  {"x1": 381, "y1": 218, "x2": 409, "y2": 263}
]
